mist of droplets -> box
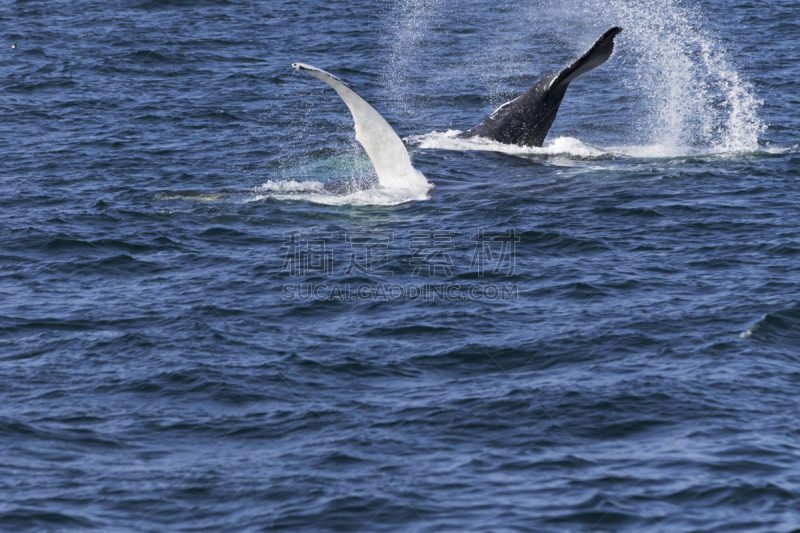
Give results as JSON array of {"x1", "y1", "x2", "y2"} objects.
[{"x1": 382, "y1": 0, "x2": 764, "y2": 156}]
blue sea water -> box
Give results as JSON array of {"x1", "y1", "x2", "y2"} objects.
[{"x1": 2, "y1": 0, "x2": 800, "y2": 531}]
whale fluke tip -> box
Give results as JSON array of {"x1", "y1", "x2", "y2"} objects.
[{"x1": 292, "y1": 63, "x2": 315, "y2": 73}]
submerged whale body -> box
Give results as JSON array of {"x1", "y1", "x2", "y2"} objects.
[{"x1": 459, "y1": 27, "x2": 623, "y2": 147}]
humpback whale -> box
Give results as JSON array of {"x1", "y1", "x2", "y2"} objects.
[
  {"x1": 292, "y1": 27, "x2": 621, "y2": 184},
  {"x1": 459, "y1": 27, "x2": 623, "y2": 147},
  {"x1": 291, "y1": 63, "x2": 426, "y2": 190}
]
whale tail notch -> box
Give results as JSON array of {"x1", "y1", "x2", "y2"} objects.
[{"x1": 459, "y1": 27, "x2": 622, "y2": 147}]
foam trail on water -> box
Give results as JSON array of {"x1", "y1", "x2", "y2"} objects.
[
  {"x1": 255, "y1": 180, "x2": 326, "y2": 193},
  {"x1": 251, "y1": 180, "x2": 429, "y2": 206},
  {"x1": 409, "y1": 131, "x2": 607, "y2": 157}
]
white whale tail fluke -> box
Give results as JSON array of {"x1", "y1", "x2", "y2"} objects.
[{"x1": 292, "y1": 63, "x2": 428, "y2": 191}]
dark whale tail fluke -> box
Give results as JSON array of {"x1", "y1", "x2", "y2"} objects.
[
  {"x1": 459, "y1": 27, "x2": 622, "y2": 148},
  {"x1": 551, "y1": 27, "x2": 622, "y2": 90}
]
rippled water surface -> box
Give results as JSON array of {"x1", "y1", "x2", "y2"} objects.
[{"x1": 2, "y1": 0, "x2": 800, "y2": 531}]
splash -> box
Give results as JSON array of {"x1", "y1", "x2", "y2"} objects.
[
  {"x1": 384, "y1": 0, "x2": 764, "y2": 156},
  {"x1": 383, "y1": 0, "x2": 446, "y2": 124},
  {"x1": 573, "y1": 0, "x2": 764, "y2": 154},
  {"x1": 260, "y1": 145, "x2": 430, "y2": 206}
]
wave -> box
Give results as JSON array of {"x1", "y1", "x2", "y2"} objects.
[{"x1": 740, "y1": 303, "x2": 800, "y2": 352}]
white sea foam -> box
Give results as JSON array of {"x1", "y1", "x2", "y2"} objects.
[
  {"x1": 260, "y1": 145, "x2": 431, "y2": 206},
  {"x1": 410, "y1": 131, "x2": 772, "y2": 161},
  {"x1": 255, "y1": 180, "x2": 326, "y2": 193},
  {"x1": 250, "y1": 179, "x2": 431, "y2": 206},
  {"x1": 763, "y1": 144, "x2": 798, "y2": 155},
  {"x1": 408, "y1": 131, "x2": 607, "y2": 157},
  {"x1": 253, "y1": 170, "x2": 431, "y2": 207}
]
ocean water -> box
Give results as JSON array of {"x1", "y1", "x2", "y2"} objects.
[{"x1": 2, "y1": 0, "x2": 799, "y2": 531}]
